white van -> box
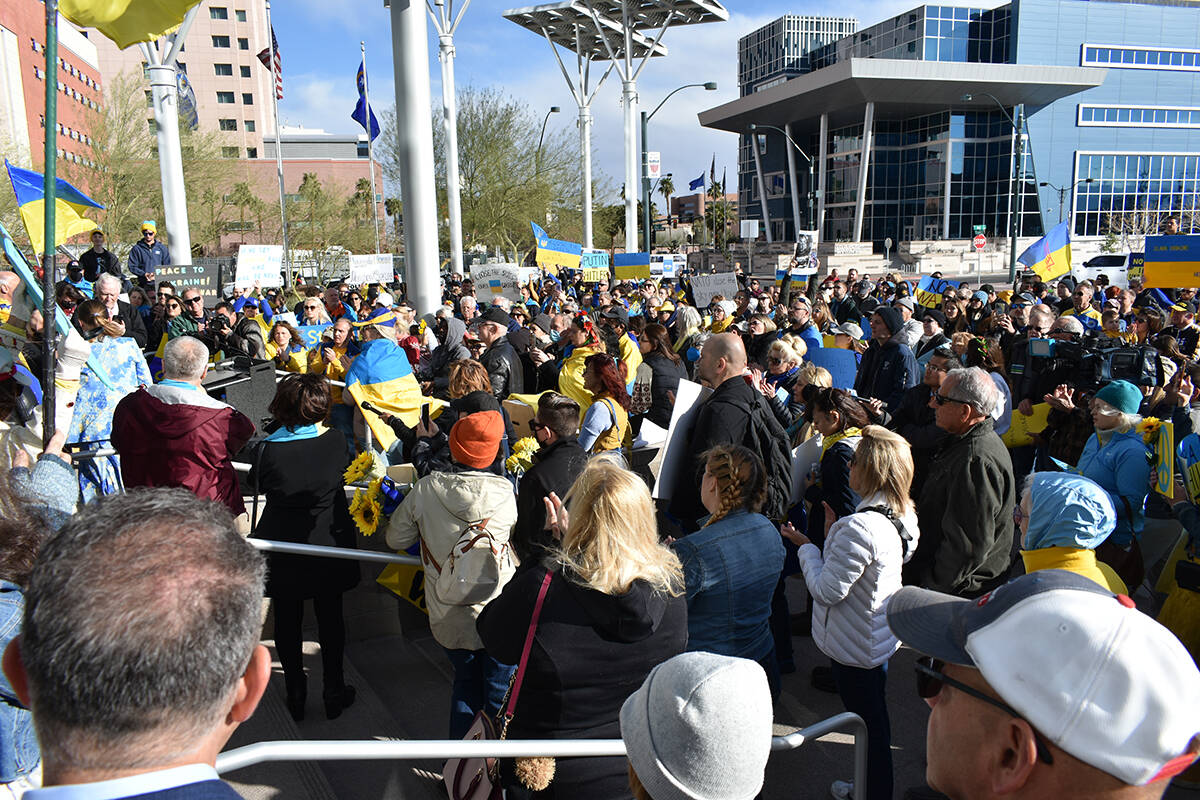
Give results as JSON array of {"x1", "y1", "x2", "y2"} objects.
[{"x1": 1070, "y1": 252, "x2": 1144, "y2": 288}]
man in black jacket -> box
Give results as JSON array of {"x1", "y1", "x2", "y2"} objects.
[
  {"x1": 93, "y1": 273, "x2": 148, "y2": 349},
  {"x1": 474, "y1": 306, "x2": 523, "y2": 400},
  {"x1": 890, "y1": 346, "x2": 952, "y2": 498},
  {"x1": 78, "y1": 229, "x2": 123, "y2": 285},
  {"x1": 512, "y1": 393, "x2": 587, "y2": 566},
  {"x1": 854, "y1": 307, "x2": 919, "y2": 414}
]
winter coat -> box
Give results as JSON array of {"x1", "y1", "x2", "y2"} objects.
[
  {"x1": 1074, "y1": 428, "x2": 1152, "y2": 547},
  {"x1": 512, "y1": 438, "x2": 588, "y2": 566},
  {"x1": 249, "y1": 429, "x2": 361, "y2": 599},
  {"x1": 798, "y1": 492, "x2": 920, "y2": 668},
  {"x1": 914, "y1": 332, "x2": 949, "y2": 361},
  {"x1": 425, "y1": 316, "x2": 471, "y2": 393},
  {"x1": 854, "y1": 338, "x2": 920, "y2": 413},
  {"x1": 641, "y1": 352, "x2": 686, "y2": 430},
  {"x1": 892, "y1": 318, "x2": 923, "y2": 350},
  {"x1": 385, "y1": 469, "x2": 517, "y2": 651},
  {"x1": 803, "y1": 436, "x2": 861, "y2": 546},
  {"x1": 479, "y1": 335, "x2": 524, "y2": 400},
  {"x1": 112, "y1": 384, "x2": 255, "y2": 515},
  {"x1": 476, "y1": 564, "x2": 687, "y2": 800},
  {"x1": 907, "y1": 418, "x2": 1015, "y2": 597},
  {"x1": 889, "y1": 382, "x2": 947, "y2": 498}
]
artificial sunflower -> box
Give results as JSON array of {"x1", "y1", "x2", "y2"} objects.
[
  {"x1": 1137, "y1": 417, "x2": 1163, "y2": 445},
  {"x1": 352, "y1": 493, "x2": 383, "y2": 536},
  {"x1": 344, "y1": 450, "x2": 375, "y2": 484}
]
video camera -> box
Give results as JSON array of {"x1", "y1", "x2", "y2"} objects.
[{"x1": 1027, "y1": 334, "x2": 1162, "y2": 393}]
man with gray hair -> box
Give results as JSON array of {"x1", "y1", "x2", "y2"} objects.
[
  {"x1": 112, "y1": 336, "x2": 255, "y2": 516},
  {"x1": 4, "y1": 489, "x2": 270, "y2": 799},
  {"x1": 906, "y1": 366, "x2": 1015, "y2": 597},
  {"x1": 90, "y1": 272, "x2": 147, "y2": 348}
]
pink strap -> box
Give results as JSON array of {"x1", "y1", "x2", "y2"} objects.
[{"x1": 503, "y1": 570, "x2": 553, "y2": 720}]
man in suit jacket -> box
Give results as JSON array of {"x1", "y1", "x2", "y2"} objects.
[
  {"x1": 4, "y1": 488, "x2": 270, "y2": 799},
  {"x1": 93, "y1": 273, "x2": 149, "y2": 349}
]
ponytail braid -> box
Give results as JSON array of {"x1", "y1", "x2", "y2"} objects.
[{"x1": 702, "y1": 444, "x2": 768, "y2": 526}]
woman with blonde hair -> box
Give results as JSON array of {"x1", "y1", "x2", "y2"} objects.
[
  {"x1": 671, "y1": 445, "x2": 785, "y2": 699},
  {"x1": 477, "y1": 459, "x2": 687, "y2": 800},
  {"x1": 782, "y1": 425, "x2": 920, "y2": 800}
]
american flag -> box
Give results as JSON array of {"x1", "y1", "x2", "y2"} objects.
[{"x1": 256, "y1": 27, "x2": 282, "y2": 100}]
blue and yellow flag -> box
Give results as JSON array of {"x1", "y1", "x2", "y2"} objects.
[
  {"x1": 351, "y1": 56, "x2": 380, "y2": 141},
  {"x1": 4, "y1": 160, "x2": 104, "y2": 257},
  {"x1": 614, "y1": 252, "x2": 651, "y2": 281},
  {"x1": 147, "y1": 332, "x2": 168, "y2": 382},
  {"x1": 1017, "y1": 221, "x2": 1072, "y2": 281},
  {"x1": 914, "y1": 275, "x2": 964, "y2": 308},
  {"x1": 59, "y1": 0, "x2": 201, "y2": 49},
  {"x1": 532, "y1": 222, "x2": 581, "y2": 273},
  {"x1": 344, "y1": 339, "x2": 444, "y2": 451}
]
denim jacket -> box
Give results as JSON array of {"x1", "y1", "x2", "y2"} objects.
[
  {"x1": 672, "y1": 510, "x2": 785, "y2": 661},
  {"x1": 0, "y1": 581, "x2": 37, "y2": 782}
]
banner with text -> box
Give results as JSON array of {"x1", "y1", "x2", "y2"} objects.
[
  {"x1": 651, "y1": 253, "x2": 684, "y2": 279},
  {"x1": 348, "y1": 253, "x2": 394, "y2": 285},
  {"x1": 470, "y1": 263, "x2": 523, "y2": 303},
  {"x1": 154, "y1": 263, "x2": 221, "y2": 301},
  {"x1": 914, "y1": 275, "x2": 964, "y2": 308},
  {"x1": 296, "y1": 324, "x2": 331, "y2": 347},
  {"x1": 235, "y1": 244, "x2": 284, "y2": 288},
  {"x1": 690, "y1": 272, "x2": 740, "y2": 307},
  {"x1": 1142, "y1": 235, "x2": 1200, "y2": 289}
]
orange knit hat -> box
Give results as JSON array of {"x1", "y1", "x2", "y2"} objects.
[{"x1": 449, "y1": 410, "x2": 504, "y2": 469}]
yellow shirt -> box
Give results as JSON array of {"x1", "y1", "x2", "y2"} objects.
[
  {"x1": 1022, "y1": 547, "x2": 1128, "y2": 595},
  {"x1": 266, "y1": 342, "x2": 307, "y2": 373},
  {"x1": 308, "y1": 344, "x2": 351, "y2": 403}
]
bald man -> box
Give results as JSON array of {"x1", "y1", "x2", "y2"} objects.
[{"x1": 669, "y1": 333, "x2": 757, "y2": 532}]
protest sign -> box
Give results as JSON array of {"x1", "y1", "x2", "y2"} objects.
[
  {"x1": 651, "y1": 253, "x2": 683, "y2": 279},
  {"x1": 1178, "y1": 433, "x2": 1200, "y2": 503},
  {"x1": 689, "y1": 272, "x2": 740, "y2": 307},
  {"x1": 503, "y1": 398, "x2": 537, "y2": 440},
  {"x1": 1142, "y1": 235, "x2": 1200, "y2": 288},
  {"x1": 296, "y1": 324, "x2": 329, "y2": 347},
  {"x1": 614, "y1": 252, "x2": 651, "y2": 281},
  {"x1": 348, "y1": 253, "x2": 393, "y2": 285},
  {"x1": 1153, "y1": 420, "x2": 1175, "y2": 498},
  {"x1": 651, "y1": 379, "x2": 711, "y2": 501},
  {"x1": 532, "y1": 222, "x2": 581, "y2": 273},
  {"x1": 1001, "y1": 403, "x2": 1051, "y2": 448},
  {"x1": 470, "y1": 263, "x2": 523, "y2": 303},
  {"x1": 914, "y1": 276, "x2": 963, "y2": 308},
  {"x1": 377, "y1": 563, "x2": 427, "y2": 614},
  {"x1": 804, "y1": 348, "x2": 858, "y2": 389},
  {"x1": 235, "y1": 244, "x2": 283, "y2": 288},
  {"x1": 154, "y1": 262, "x2": 221, "y2": 301},
  {"x1": 582, "y1": 268, "x2": 609, "y2": 283},
  {"x1": 775, "y1": 253, "x2": 818, "y2": 288}
]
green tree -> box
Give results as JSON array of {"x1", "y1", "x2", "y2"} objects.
[
  {"x1": 383, "y1": 197, "x2": 402, "y2": 250},
  {"x1": 658, "y1": 174, "x2": 675, "y2": 226}
]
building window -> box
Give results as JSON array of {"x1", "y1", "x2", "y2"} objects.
[
  {"x1": 212, "y1": 35, "x2": 230, "y2": 48},
  {"x1": 219, "y1": 118, "x2": 238, "y2": 131},
  {"x1": 210, "y1": 7, "x2": 228, "y2": 19},
  {"x1": 221, "y1": 146, "x2": 239, "y2": 158},
  {"x1": 247, "y1": 147, "x2": 257, "y2": 158},
  {"x1": 245, "y1": 120, "x2": 256, "y2": 132},
  {"x1": 242, "y1": 92, "x2": 253, "y2": 105},
  {"x1": 238, "y1": 37, "x2": 249, "y2": 50},
  {"x1": 1075, "y1": 152, "x2": 1200, "y2": 236},
  {"x1": 1079, "y1": 104, "x2": 1200, "y2": 129},
  {"x1": 215, "y1": 63, "x2": 233, "y2": 76},
  {"x1": 240, "y1": 65, "x2": 251, "y2": 78},
  {"x1": 217, "y1": 91, "x2": 235, "y2": 103},
  {"x1": 1082, "y1": 44, "x2": 1200, "y2": 72},
  {"x1": 236, "y1": 9, "x2": 247, "y2": 21}
]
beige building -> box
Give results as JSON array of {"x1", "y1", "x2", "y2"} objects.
[{"x1": 86, "y1": 0, "x2": 276, "y2": 160}]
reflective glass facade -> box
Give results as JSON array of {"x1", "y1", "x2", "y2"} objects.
[
  {"x1": 738, "y1": 16, "x2": 857, "y2": 96},
  {"x1": 1075, "y1": 154, "x2": 1200, "y2": 236}
]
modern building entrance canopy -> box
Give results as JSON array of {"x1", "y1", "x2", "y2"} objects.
[
  {"x1": 698, "y1": 59, "x2": 1106, "y2": 135},
  {"x1": 503, "y1": 1, "x2": 669, "y2": 59}
]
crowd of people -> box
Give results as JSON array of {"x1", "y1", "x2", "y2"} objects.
[{"x1": 0, "y1": 243, "x2": 1198, "y2": 800}]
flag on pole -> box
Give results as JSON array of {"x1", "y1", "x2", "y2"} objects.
[
  {"x1": 1017, "y1": 220, "x2": 1072, "y2": 281},
  {"x1": 4, "y1": 160, "x2": 104, "y2": 256},
  {"x1": 58, "y1": 0, "x2": 202, "y2": 49},
  {"x1": 257, "y1": 28, "x2": 283, "y2": 100},
  {"x1": 688, "y1": 174, "x2": 705, "y2": 192},
  {"x1": 709, "y1": 154, "x2": 716, "y2": 187},
  {"x1": 351, "y1": 57, "x2": 380, "y2": 141}
]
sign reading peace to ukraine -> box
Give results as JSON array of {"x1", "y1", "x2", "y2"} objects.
[{"x1": 914, "y1": 276, "x2": 963, "y2": 309}]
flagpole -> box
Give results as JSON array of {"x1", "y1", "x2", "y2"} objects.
[
  {"x1": 265, "y1": 0, "x2": 291, "y2": 286},
  {"x1": 362, "y1": 41, "x2": 381, "y2": 255},
  {"x1": 41, "y1": 0, "x2": 58, "y2": 445}
]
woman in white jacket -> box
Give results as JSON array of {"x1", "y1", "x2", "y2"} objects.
[{"x1": 781, "y1": 425, "x2": 920, "y2": 800}]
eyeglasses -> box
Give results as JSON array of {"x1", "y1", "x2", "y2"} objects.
[
  {"x1": 768, "y1": 357, "x2": 784, "y2": 365},
  {"x1": 932, "y1": 392, "x2": 968, "y2": 406},
  {"x1": 305, "y1": 305, "x2": 321, "y2": 310},
  {"x1": 185, "y1": 296, "x2": 203, "y2": 304},
  {"x1": 915, "y1": 657, "x2": 1054, "y2": 765},
  {"x1": 529, "y1": 421, "x2": 546, "y2": 432},
  {"x1": 926, "y1": 361, "x2": 950, "y2": 372},
  {"x1": 166, "y1": 303, "x2": 181, "y2": 310}
]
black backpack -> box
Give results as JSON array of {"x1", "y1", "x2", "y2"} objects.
[{"x1": 744, "y1": 393, "x2": 793, "y2": 524}]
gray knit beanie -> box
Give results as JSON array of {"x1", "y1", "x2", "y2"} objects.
[{"x1": 619, "y1": 652, "x2": 773, "y2": 800}]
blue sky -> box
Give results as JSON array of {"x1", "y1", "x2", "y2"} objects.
[{"x1": 272, "y1": 0, "x2": 928, "y2": 202}]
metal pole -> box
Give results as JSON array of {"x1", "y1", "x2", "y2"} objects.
[
  {"x1": 1009, "y1": 106, "x2": 1023, "y2": 284},
  {"x1": 641, "y1": 111, "x2": 651, "y2": 252},
  {"x1": 622, "y1": 78, "x2": 638, "y2": 252},
  {"x1": 362, "y1": 41, "x2": 381, "y2": 255},
  {"x1": 784, "y1": 121, "x2": 802, "y2": 239},
  {"x1": 40, "y1": 0, "x2": 58, "y2": 445},
  {"x1": 388, "y1": 0, "x2": 441, "y2": 314},
  {"x1": 436, "y1": 31, "x2": 464, "y2": 277},
  {"x1": 266, "y1": 0, "x2": 291, "y2": 285},
  {"x1": 580, "y1": 104, "x2": 594, "y2": 248},
  {"x1": 817, "y1": 112, "x2": 828, "y2": 238},
  {"x1": 751, "y1": 130, "x2": 772, "y2": 243},
  {"x1": 853, "y1": 101, "x2": 874, "y2": 243}
]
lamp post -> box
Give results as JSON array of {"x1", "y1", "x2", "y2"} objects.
[
  {"x1": 536, "y1": 106, "x2": 561, "y2": 170},
  {"x1": 641, "y1": 82, "x2": 717, "y2": 252},
  {"x1": 1039, "y1": 177, "x2": 1095, "y2": 224},
  {"x1": 748, "y1": 122, "x2": 816, "y2": 232},
  {"x1": 962, "y1": 92, "x2": 1024, "y2": 284}
]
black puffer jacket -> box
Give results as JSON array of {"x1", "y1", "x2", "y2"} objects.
[
  {"x1": 641, "y1": 352, "x2": 686, "y2": 430},
  {"x1": 479, "y1": 335, "x2": 524, "y2": 400}
]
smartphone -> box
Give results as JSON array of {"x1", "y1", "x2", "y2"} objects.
[{"x1": 420, "y1": 403, "x2": 431, "y2": 429}]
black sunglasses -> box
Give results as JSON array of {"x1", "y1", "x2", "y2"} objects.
[
  {"x1": 915, "y1": 657, "x2": 1054, "y2": 765},
  {"x1": 185, "y1": 296, "x2": 203, "y2": 304},
  {"x1": 932, "y1": 392, "x2": 968, "y2": 406}
]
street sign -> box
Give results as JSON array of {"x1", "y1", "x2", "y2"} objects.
[
  {"x1": 973, "y1": 224, "x2": 987, "y2": 235},
  {"x1": 647, "y1": 151, "x2": 661, "y2": 180},
  {"x1": 740, "y1": 219, "x2": 760, "y2": 240},
  {"x1": 973, "y1": 234, "x2": 987, "y2": 251}
]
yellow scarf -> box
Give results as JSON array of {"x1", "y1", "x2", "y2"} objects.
[
  {"x1": 819, "y1": 426, "x2": 862, "y2": 462},
  {"x1": 1021, "y1": 547, "x2": 1127, "y2": 595}
]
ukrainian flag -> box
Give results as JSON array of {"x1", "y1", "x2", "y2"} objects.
[
  {"x1": 4, "y1": 160, "x2": 103, "y2": 256},
  {"x1": 59, "y1": 0, "x2": 202, "y2": 49},
  {"x1": 532, "y1": 222, "x2": 581, "y2": 274},
  {"x1": 614, "y1": 252, "x2": 651, "y2": 281},
  {"x1": 147, "y1": 332, "x2": 168, "y2": 382},
  {"x1": 1017, "y1": 221, "x2": 1072, "y2": 281},
  {"x1": 344, "y1": 339, "x2": 444, "y2": 452}
]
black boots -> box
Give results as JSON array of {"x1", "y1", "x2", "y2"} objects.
[
  {"x1": 323, "y1": 685, "x2": 357, "y2": 720},
  {"x1": 285, "y1": 674, "x2": 307, "y2": 722}
]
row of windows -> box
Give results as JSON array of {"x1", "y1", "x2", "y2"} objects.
[
  {"x1": 55, "y1": 147, "x2": 95, "y2": 168},
  {"x1": 214, "y1": 63, "x2": 254, "y2": 78},
  {"x1": 218, "y1": 118, "x2": 257, "y2": 132},
  {"x1": 1074, "y1": 153, "x2": 1200, "y2": 236},
  {"x1": 216, "y1": 92, "x2": 254, "y2": 105},
  {"x1": 210, "y1": 7, "x2": 248, "y2": 21},
  {"x1": 29, "y1": 39, "x2": 101, "y2": 92},
  {"x1": 31, "y1": 68, "x2": 101, "y2": 111},
  {"x1": 220, "y1": 146, "x2": 258, "y2": 158},
  {"x1": 1082, "y1": 45, "x2": 1200, "y2": 71},
  {"x1": 212, "y1": 36, "x2": 250, "y2": 50},
  {"x1": 1079, "y1": 105, "x2": 1200, "y2": 128},
  {"x1": 38, "y1": 117, "x2": 95, "y2": 149}
]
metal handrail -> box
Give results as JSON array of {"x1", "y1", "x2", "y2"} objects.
[
  {"x1": 216, "y1": 713, "x2": 868, "y2": 799},
  {"x1": 69, "y1": 449, "x2": 254, "y2": 474},
  {"x1": 247, "y1": 539, "x2": 419, "y2": 566}
]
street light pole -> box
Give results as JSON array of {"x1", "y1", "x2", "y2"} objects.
[
  {"x1": 535, "y1": 106, "x2": 561, "y2": 172},
  {"x1": 749, "y1": 122, "x2": 816, "y2": 232},
  {"x1": 1040, "y1": 178, "x2": 1095, "y2": 223},
  {"x1": 641, "y1": 82, "x2": 716, "y2": 252},
  {"x1": 963, "y1": 92, "x2": 1023, "y2": 284}
]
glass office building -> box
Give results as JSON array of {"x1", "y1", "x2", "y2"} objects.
[
  {"x1": 738, "y1": 15, "x2": 858, "y2": 97},
  {"x1": 705, "y1": 0, "x2": 1200, "y2": 248}
]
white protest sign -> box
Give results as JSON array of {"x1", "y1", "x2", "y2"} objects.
[
  {"x1": 651, "y1": 379, "x2": 712, "y2": 500},
  {"x1": 348, "y1": 253, "x2": 393, "y2": 284},
  {"x1": 470, "y1": 263, "x2": 523, "y2": 303},
  {"x1": 235, "y1": 244, "x2": 283, "y2": 288},
  {"x1": 689, "y1": 272, "x2": 740, "y2": 307}
]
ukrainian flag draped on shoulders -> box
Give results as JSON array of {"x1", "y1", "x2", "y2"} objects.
[
  {"x1": 1018, "y1": 220, "x2": 1072, "y2": 281},
  {"x1": 344, "y1": 336, "x2": 444, "y2": 452},
  {"x1": 5, "y1": 161, "x2": 103, "y2": 256}
]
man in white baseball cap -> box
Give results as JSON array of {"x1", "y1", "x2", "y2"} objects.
[{"x1": 887, "y1": 569, "x2": 1200, "y2": 800}]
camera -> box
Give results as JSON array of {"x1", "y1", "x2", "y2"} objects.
[{"x1": 1027, "y1": 335, "x2": 1161, "y2": 392}]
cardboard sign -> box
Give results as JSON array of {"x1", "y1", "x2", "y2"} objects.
[
  {"x1": 914, "y1": 276, "x2": 964, "y2": 309},
  {"x1": 581, "y1": 250, "x2": 610, "y2": 271},
  {"x1": 470, "y1": 263, "x2": 523, "y2": 303},
  {"x1": 154, "y1": 262, "x2": 221, "y2": 301},
  {"x1": 503, "y1": 398, "x2": 537, "y2": 440},
  {"x1": 690, "y1": 272, "x2": 740, "y2": 307},
  {"x1": 235, "y1": 244, "x2": 283, "y2": 288},
  {"x1": 296, "y1": 324, "x2": 330, "y2": 347},
  {"x1": 582, "y1": 268, "x2": 609, "y2": 283},
  {"x1": 651, "y1": 253, "x2": 684, "y2": 279},
  {"x1": 614, "y1": 252, "x2": 651, "y2": 281},
  {"x1": 376, "y1": 563, "x2": 427, "y2": 614},
  {"x1": 1178, "y1": 432, "x2": 1200, "y2": 503},
  {"x1": 348, "y1": 253, "x2": 393, "y2": 285},
  {"x1": 1001, "y1": 402, "x2": 1051, "y2": 448},
  {"x1": 803, "y1": 348, "x2": 858, "y2": 390},
  {"x1": 651, "y1": 379, "x2": 711, "y2": 501}
]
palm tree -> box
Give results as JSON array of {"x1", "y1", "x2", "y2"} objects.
[
  {"x1": 384, "y1": 197, "x2": 403, "y2": 247},
  {"x1": 658, "y1": 174, "x2": 674, "y2": 227}
]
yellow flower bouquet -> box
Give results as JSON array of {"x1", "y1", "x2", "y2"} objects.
[{"x1": 505, "y1": 436, "x2": 541, "y2": 475}]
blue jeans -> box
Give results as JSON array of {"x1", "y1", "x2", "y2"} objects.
[
  {"x1": 444, "y1": 648, "x2": 515, "y2": 739},
  {"x1": 832, "y1": 660, "x2": 892, "y2": 800}
]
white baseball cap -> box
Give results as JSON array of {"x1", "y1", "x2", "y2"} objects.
[
  {"x1": 374, "y1": 292, "x2": 394, "y2": 308},
  {"x1": 887, "y1": 570, "x2": 1200, "y2": 786}
]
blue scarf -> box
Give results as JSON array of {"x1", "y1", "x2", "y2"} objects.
[
  {"x1": 264, "y1": 423, "x2": 325, "y2": 443},
  {"x1": 159, "y1": 379, "x2": 199, "y2": 392}
]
